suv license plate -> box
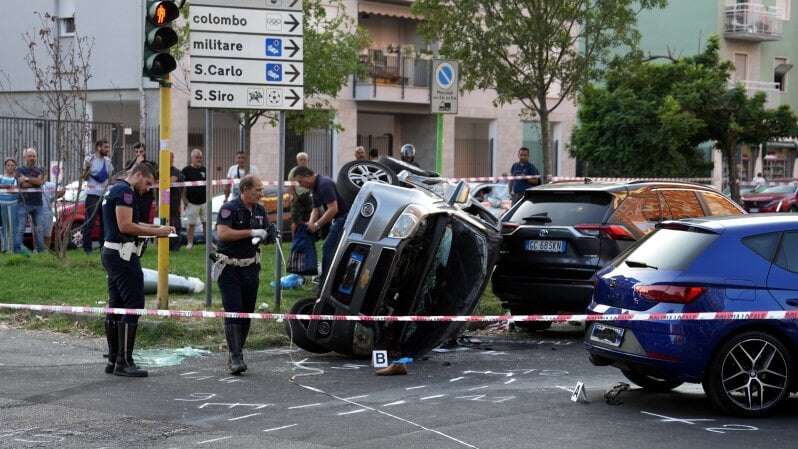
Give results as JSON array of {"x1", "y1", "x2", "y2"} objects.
[
  {"x1": 337, "y1": 252, "x2": 365, "y2": 296},
  {"x1": 749, "y1": 208, "x2": 759, "y2": 213},
  {"x1": 525, "y1": 239, "x2": 566, "y2": 253},
  {"x1": 590, "y1": 324, "x2": 625, "y2": 347}
]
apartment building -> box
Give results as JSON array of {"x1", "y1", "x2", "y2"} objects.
[{"x1": 636, "y1": 0, "x2": 798, "y2": 182}]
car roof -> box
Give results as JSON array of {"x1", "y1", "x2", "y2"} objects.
[{"x1": 674, "y1": 214, "x2": 798, "y2": 233}]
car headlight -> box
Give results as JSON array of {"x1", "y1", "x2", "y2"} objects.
[{"x1": 389, "y1": 205, "x2": 425, "y2": 239}]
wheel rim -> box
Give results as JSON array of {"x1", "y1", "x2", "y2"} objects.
[
  {"x1": 347, "y1": 164, "x2": 392, "y2": 187},
  {"x1": 71, "y1": 228, "x2": 83, "y2": 247},
  {"x1": 721, "y1": 338, "x2": 789, "y2": 411}
]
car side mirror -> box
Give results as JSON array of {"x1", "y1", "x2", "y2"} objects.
[{"x1": 447, "y1": 181, "x2": 470, "y2": 206}]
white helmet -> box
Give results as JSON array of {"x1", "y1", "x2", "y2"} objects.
[{"x1": 399, "y1": 144, "x2": 416, "y2": 158}]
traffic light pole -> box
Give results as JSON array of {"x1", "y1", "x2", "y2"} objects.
[{"x1": 157, "y1": 77, "x2": 171, "y2": 309}]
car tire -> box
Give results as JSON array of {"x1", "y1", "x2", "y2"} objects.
[
  {"x1": 336, "y1": 160, "x2": 399, "y2": 205},
  {"x1": 284, "y1": 297, "x2": 331, "y2": 354},
  {"x1": 622, "y1": 369, "x2": 683, "y2": 392},
  {"x1": 703, "y1": 331, "x2": 793, "y2": 417},
  {"x1": 512, "y1": 321, "x2": 552, "y2": 332}
]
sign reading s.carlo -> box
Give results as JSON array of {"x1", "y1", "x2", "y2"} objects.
[{"x1": 431, "y1": 60, "x2": 459, "y2": 114}]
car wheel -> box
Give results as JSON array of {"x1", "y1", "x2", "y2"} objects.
[
  {"x1": 336, "y1": 160, "x2": 398, "y2": 205},
  {"x1": 703, "y1": 331, "x2": 793, "y2": 417},
  {"x1": 512, "y1": 321, "x2": 552, "y2": 332},
  {"x1": 622, "y1": 369, "x2": 683, "y2": 392},
  {"x1": 69, "y1": 223, "x2": 84, "y2": 250},
  {"x1": 284, "y1": 297, "x2": 331, "y2": 354}
]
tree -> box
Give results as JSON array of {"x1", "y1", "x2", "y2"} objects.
[
  {"x1": 571, "y1": 50, "x2": 720, "y2": 177},
  {"x1": 20, "y1": 12, "x2": 95, "y2": 258},
  {"x1": 413, "y1": 0, "x2": 666, "y2": 178}
]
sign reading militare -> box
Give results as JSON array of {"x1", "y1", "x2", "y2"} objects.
[
  {"x1": 188, "y1": 1, "x2": 304, "y2": 110},
  {"x1": 431, "y1": 60, "x2": 459, "y2": 114},
  {"x1": 191, "y1": 32, "x2": 303, "y2": 61}
]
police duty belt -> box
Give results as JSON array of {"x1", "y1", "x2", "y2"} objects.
[
  {"x1": 103, "y1": 241, "x2": 145, "y2": 262},
  {"x1": 210, "y1": 252, "x2": 262, "y2": 282}
]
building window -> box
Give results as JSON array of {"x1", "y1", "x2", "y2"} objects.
[
  {"x1": 59, "y1": 17, "x2": 76, "y2": 36},
  {"x1": 733, "y1": 53, "x2": 748, "y2": 81}
]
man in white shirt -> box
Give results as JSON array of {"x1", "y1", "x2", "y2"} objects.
[
  {"x1": 752, "y1": 172, "x2": 767, "y2": 188},
  {"x1": 81, "y1": 139, "x2": 114, "y2": 254},
  {"x1": 224, "y1": 151, "x2": 259, "y2": 202}
]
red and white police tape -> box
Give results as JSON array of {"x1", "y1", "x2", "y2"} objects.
[{"x1": 1, "y1": 303, "x2": 796, "y2": 322}]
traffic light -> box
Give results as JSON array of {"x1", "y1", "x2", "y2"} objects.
[{"x1": 143, "y1": 0, "x2": 180, "y2": 82}]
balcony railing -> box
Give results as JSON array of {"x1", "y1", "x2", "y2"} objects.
[
  {"x1": 732, "y1": 80, "x2": 783, "y2": 109},
  {"x1": 354, "y1": 49, "x2": 432, "y2": 102},
  {"x1": 724, "y1": 2, "x2": 783, "y2": 41}
]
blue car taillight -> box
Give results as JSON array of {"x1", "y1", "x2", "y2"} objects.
[{"x1": 634, "y1": 284, "x2": 706, "y2": 304}]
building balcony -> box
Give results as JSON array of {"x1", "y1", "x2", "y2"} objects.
[
  {"x1": 733, "y1": 80, "x2": 783, "y2": 109},
  {"x1": 354, "y1": 49, "x2": 432, "y2": 103},
  {"x1": 724, "y1": 2, "x2": 783, "y2": 42}
]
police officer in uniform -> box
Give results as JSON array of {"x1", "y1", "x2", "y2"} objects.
[
  {"x1": 101, "y1": 163, "x2": 174, "y2": 377},
  {"x1": 214, "y1": 175, "x2": 274, "y2": 375}
]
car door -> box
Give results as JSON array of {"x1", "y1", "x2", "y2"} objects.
[{"x1": 767, "y1": 232, "x2": 798, "y2": 310}]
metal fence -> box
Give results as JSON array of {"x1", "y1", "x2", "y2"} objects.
[
  {"x1": 355, "y1": 49, "x2": 433, "y2": 98},
  {"x1": 357, "y1": 134, "x2": 394, "y2": 157},
  {"x1": 285, "y1": 128, "x2": 334, "y2": 178},
  {"x1": 454, "y1": 138, "x2": 493, "y2": 178},
  {"x1": 0, "y1": 116, "x2": 122, "y2": 183}
]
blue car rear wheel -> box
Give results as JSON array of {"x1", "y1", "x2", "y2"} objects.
[{"x1": 704, "y1": 331, "x2": 793, "y2": 417}]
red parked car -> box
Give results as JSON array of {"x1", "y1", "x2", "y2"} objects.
[{"x1": 741, "y1": 183, "x2": 798, "y2": 213}]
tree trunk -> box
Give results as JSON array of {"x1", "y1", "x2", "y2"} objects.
[
  {"x1": 539, "y1": 107, "x2": 552, "y2": 181},
  {"x1": 724, "y1": 143, "x2": 741, "y2": 204}
]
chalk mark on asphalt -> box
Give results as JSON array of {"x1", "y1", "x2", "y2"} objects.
[
  {"x1": 263, "y1": 424, "x2": 298, "y2": 433},
  {"x1": 338, "y1": 409, "x2": 368, "y2": 415},
  {"x1": 288, "y1": 403, "x2": 322, "y2": 409},
  {"x1": 197, "y1": 436, "x2": 232, "y2": 444},
  {"x1": 228, "y1": 413, "x2": 262, "y2": 421}
]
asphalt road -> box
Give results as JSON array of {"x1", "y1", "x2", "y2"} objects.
[{"x1": 1, "y1": 325, "x2": 796, "y2": 449}]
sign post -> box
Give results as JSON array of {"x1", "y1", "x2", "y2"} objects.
[
  {"x1": 190, "y1": 0, "x2": 304, "y2": 310},
  {"x1": 430, "y1": 60, "x2": 459, "y2": 174}
]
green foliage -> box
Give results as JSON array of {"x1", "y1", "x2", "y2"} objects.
[
  {"x1": 412, "y1": 0, "x2": 666, "y2": 177},
  {"x1": 573, "y1": 35, "x2": 797, "y2": 200}
]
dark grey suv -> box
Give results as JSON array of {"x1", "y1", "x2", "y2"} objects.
[{"x1": 492, "y1": 180, "x2": 744, "y2": 330}]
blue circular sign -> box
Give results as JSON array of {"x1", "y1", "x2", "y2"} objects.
[{"x1": 435, "y1": 63, "x2": 455, "y2": 89}]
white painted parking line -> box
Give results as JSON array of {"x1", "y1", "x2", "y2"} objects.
[
  {"x1": 467, "y1": 386, "x2": 489, "y2": 391},
  {"x1": 287, "y1": 403, "x2": 322, "y2": 409},
  {"x1": 263, "y1": 424, "x2": 298, "y2": 433},
  {"x1": 343, "y1": 394, "x2": 369, "y2": 400},
  {"x1": 383, "y1": 400, "x2": 406, "y2": 407},
  {"x1": 450, "y1": 377, "x2": 465, "y2": 382},
  {"x1": 338, "y1": 409, "x2": 368, "y2": 416},
  {"x1": 228, "y1": 413, "x2": 261, "y2": 421},
  {"x1": 197, "y1": 436, "x2": 232, "y2": 444},
  {"x1": 405, "y1": 385, "x2": 428, "y2": 390},
  {"x1": 420, "y1": 394, "x2": 447, "y2": 401}
]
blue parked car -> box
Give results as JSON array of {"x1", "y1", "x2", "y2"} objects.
[{"x1": 585, "y1": 214, "x2": 798, "y2": 417}]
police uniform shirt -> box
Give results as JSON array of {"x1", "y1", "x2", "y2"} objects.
[
  {"x1": 102, "y1": 180, "x2": 138, "y2": 243},
  {"x1": 216, "y1": 198, "x2": 268, "y2": 259}
]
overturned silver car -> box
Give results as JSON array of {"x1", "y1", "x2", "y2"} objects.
[{"x1": 286, "y1": 164, "x2": 502, "y2": 359}]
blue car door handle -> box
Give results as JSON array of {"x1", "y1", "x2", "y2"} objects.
[{"x1": 786, "y1": 299, "x2": 798, "y2": 307}]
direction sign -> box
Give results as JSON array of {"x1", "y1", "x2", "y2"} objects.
[
  {"x1": 191, "y1": 0, "x2": 302, "y2": 12},
  {"x1": 191, "y1": 83, "x2": 303, "y2": 110},
  {"x1": 431, "y1": 60, "x2": 459, "y2": 114},
  {"x1": 192, "y1": 57, "x2": 303, "y2": 86},
  {"x1": 190, "y1": 32, "x2": 303, "y2": 61},
  {"x1": 189, "y1": 6, "x2": 302, "y2": 36}
]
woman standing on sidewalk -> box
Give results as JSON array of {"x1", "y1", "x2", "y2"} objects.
[{"x1": 0, "y1": 158, "x2": 18, "y2": 253}]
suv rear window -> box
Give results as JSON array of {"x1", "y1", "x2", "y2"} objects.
[
  {"x1": 621, "y1": 228, "x2": 718, "y2": 270},
  {"x1": 508, "y1": 191, "x2": 612, "y2": 226}
]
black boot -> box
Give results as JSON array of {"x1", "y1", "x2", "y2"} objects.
[
  {"x1": 104, "y1": 318, "x2": 118, "y2": 374},
  {"x1": 224, "y1": 323, "x2": 246, "y2": 375},
  {"x1": 114, "y1": 322, "x2": 148, "y2": 378},
  {"x1": 239, "y1": 320, "x2": 250, "y2": 372}
]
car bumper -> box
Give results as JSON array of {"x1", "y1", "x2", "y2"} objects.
[{"x1": 491, "y1": 273, "x2": 594, "y2": 313}]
